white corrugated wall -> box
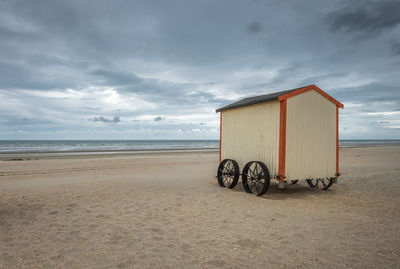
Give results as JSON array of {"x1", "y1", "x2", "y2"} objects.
[
  {"x1": 221, "y1": 101, "x2": 280, "y2": 176},
  {"x1": 285, "y1": 90, "x2": 336, "y2": 180}
]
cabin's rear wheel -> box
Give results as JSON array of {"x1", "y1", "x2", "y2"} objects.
[
  {"x1": 306, "y1": 178, "x2": 334, "y2": 190},
  {"x1": 217, "y1": 159, "x2": 239, "y2": 188},
  {"x1": 242, "y1": 161, "x2": 270, "y2": 196}
]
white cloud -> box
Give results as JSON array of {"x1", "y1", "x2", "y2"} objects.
[
  {"x1": 342, "y1": 102, "x2": 362, "y2": 108},
  {"x1": 365, "y1": 111, "x2": 400, "y2": 116}
]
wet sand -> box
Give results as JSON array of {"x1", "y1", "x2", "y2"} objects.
[{"x1": 1, "y1": 147, "x2": 399, "y2": 268}]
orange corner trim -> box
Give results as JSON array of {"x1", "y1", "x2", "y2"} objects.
[
  {"x1": 278, "y1": 100, "x2": 287, "y2": 180},
  {"x1": 336, "y1": 106, "x2": 340, "y2": 177},
  {"x1": 219, "y1": 112, "x2": 222, "y2": 164},
  {"x1": 278, "y1": 84, "x2": 344, "y2": 108}
]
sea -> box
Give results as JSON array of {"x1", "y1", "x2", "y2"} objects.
[
  {"x1": 0, "y1": 140, "x2": 219, "y2": 153},
  {"x1": 0, "y1": 140, "x2": 399, "y2": 153}
]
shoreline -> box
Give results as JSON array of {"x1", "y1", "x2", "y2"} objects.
[
  {"x1": 339, "y1": 144, "x2": 400, "y2": 148},
  {"x1": 0, "y1": 148, "x2": 219, "y2": 160}
]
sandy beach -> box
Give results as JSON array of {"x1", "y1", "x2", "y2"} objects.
[{"x1": 1, "y1": 147, "x2": 399, "y2": 268}]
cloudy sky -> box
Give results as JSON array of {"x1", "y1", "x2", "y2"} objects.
[{"x1": 0, "y1": 0, "x2": 399, "y2": 140}]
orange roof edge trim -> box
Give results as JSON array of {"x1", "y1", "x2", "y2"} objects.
[{"x1": 278, "y1": 84, "x2": 344, "y2": 108}]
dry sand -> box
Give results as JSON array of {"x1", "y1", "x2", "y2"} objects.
[{"x1": 1, "y1": 147, "x2": 399, "y2": 268}]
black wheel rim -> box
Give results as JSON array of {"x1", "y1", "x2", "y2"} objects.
[
  {"x1": 217, "y1": 159, "x2": 239, "y2": 189},
  {"x1": 222, "y1": 160, "x2": 234, "y2": 187},
  {"x1": 242, "y1": 161, "x2": 270, "y2": 196}
]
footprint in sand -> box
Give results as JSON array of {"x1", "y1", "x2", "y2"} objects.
[
  {"x1": 147, "y1": 227, "x2": 164, "y2": 235},
  {"x1": 116, "y1": 259, "x2": 137, "y2": 269},
  {"x1": 95, "y1": 214, "x2": 110, "y2": 219},
  {"x1": 235, "y1": 238, "x2": 262, "y2": 248},
  {"x1": 206, "y1": 259, "x2": 226, "y2": 267}
]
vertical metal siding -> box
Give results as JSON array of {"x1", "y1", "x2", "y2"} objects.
[
  {"x1": 285, "y1": 90, "x2": 336, "y2": 180},
  {"x1": 221, "y1": 101, "x2": 280, "y2": 176}
]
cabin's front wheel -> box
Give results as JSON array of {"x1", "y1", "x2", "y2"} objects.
[
  {"x1": 242, "y1": 161, "x2": 270, "y2": 196},
  {"x1": 306, "y1": 178, "x2": 334, "y2": 190},
  {"x1": 217, "y1": 159, "x2": 239, "y2": 188}
]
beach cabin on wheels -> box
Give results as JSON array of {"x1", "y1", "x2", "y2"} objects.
[{"x1": 215, "y1": 84, "x2": 344, "y2": 196}]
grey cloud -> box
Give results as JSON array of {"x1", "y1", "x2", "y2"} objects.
[
  {"x1": 297, "y1": 73, "x2": 348, "y2": 89},
  {"x1": 153, "y1": 116, "x2": 163, "y2": 121},
  {"x1": 0, "y1": 116, "x2": 55, "y2": 128},
  {"x1": 250, "y1": 64, "x2": 313, "y2": 91},
  {"x1": 92, "y1": 69, "x2": 229, "y2": 108},
  {"x1": 92, "y1": 116, "x2": 120, "y2": 123},
  {"x1": 326, "y1": 0, "x2": 400, "y2": 35},
  {"x1": 333, "y1": 82, "x2": 400, "y2": 103},
  {"x1": 390, "y1": 41, "x2": 400, "y2": 56},
  {"x1": 0, "y1": 60, "x2": 56, "y2": 90},
  {"x1": 90, "y1": 68, "x2": 187, "y2": 99},
  {"x1": 90, "y1": 69, "x2": 142, "y2": 86},
  {"x1": 247, "y1": 21, "x2": 262, "y2": 33},
  {"x1": 0, "y1": 25, "x2": 42, "y2": 42}
]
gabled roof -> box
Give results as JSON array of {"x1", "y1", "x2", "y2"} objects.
[
  {"x1": 216, "y1": 84, "x2": 343, "y2": 112},
  {"x1": 215, "y1": 87, "x2": 301, "y2": 112}
]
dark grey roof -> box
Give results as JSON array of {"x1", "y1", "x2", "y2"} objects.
[{"x1": 216, "y1": 86, "x2": 310, "y2": 112}]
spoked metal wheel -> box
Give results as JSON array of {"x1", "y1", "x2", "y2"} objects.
[
  {"x1": 306, "y1": 178, "x2": 334, "y2": 190},
  {"x1": 242, "y1": 161, "x2": 270, "y2": 196},
  {"x1": 217, "y1": 159, "x2": 239, "y2": 189},
  {"x1": 290, "y1": 180, "x2": 299, "y2": 185}
]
